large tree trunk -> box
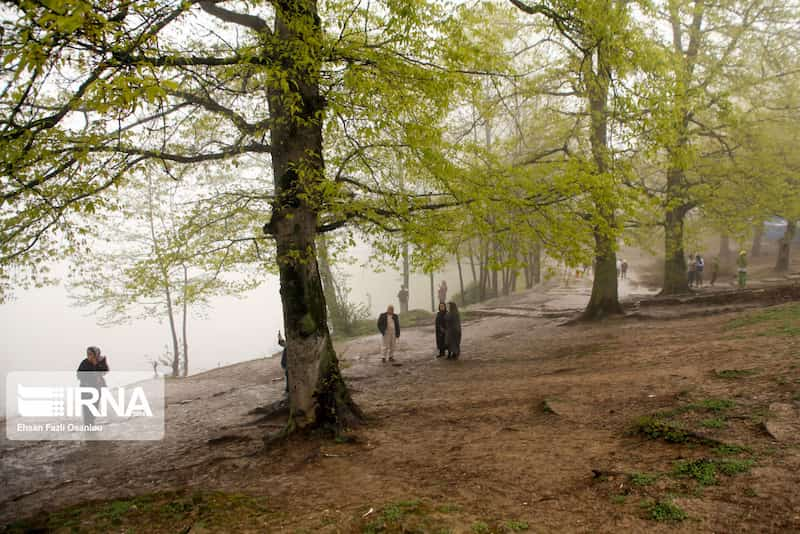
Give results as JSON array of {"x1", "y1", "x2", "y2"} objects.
[
  {"x1": 751, "y1": 223, "x2": 764, "y2": 257},
  {"x1": 583, "y1": 230, "x2": 623, "y2": 319},
  {"x1": 661, "y1": 170, "x2": 690, "y2": 294},
  {"x1": 265, "y1": 1, "x2": 360, "y2": 434},
  {"x1": 581, "y1": 46, "x2": 622, "y2": 319},
  {"x1": 775, "y1": 220, "x2": 796, "y2": 273}
]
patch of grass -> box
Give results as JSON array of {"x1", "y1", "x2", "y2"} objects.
[
  {"x1": 672, "y1": 457, "x2": 754, "y2": 486},
  {"x1": 793, "y1": 392, "x2": 800, "y2": 402},
  {"x1": 725, "y1": 303, "x2": 800, "y2": 337},
  {"x1": 629, "y1": 472, "x2": 659, "y2": 486},
  {"x1": 632, "y1": 416, "x2": 693, "y2": 443},
  {"x1": 716, "y1": 459, "x2": 754, "y2": 476},
  {"x1": 713, "y1": 443, "x2": 750, "y2": 456},
  {"x1": 640, "y1": 499, "x2": 688, "y2": 522},
  {"x1": 504, "y1": 519, "x2": 529, "y2": 531},
  {"x1": 435, "y1": 504, "x2": 461, "y2": 514},
  {"x1": 611, "y1": 494, "x2": 628, "y2": 505},
  {"x1": 471, "y1": 521, "x2": 491, "y2": 534},
  {"x1": 716, "y1": 369, "x2": 757, "y2": 379},
  {"x1": 362, "y1": 499, "x2": 455, "y2": 534},
  {"x1": 744, "y1": 487, "x2": 758, "y2": 497},
  {"x1": 700, "y1": 417, "x2": 726, "y2": 429},
  {"x1": 692, "y1": 398, "x2": 735, "y2": 412},
  {"x1": 673, "y1": 459, "x2": 718, "y2": 486},
  {"x1": 5, "y1": 491, "x2": 272, "y2": 534}
]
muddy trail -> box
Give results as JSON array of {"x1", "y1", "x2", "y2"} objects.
[{"x1": 2, "y1": 274, "x2": 800, "y2": 533}]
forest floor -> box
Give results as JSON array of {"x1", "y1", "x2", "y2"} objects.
[{"x1": 2, "y1": 254, "x2": 800, "y2": 533}]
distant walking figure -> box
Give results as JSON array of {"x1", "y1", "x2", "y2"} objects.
[
  {"x1": 694, "y1": 254, "x2": 705, "y2": 287},
  {"x1": 445, "y1": 302, "x2": 461, "y2": 360},
  {"x1": 435, "y1": 302, "x2": 447, "y2": 358},
  {"x1": 620, "y1": 259, "x2": 628, "y2": 280},
  {"x1": 437, "y1": 280, "x2": 448, "y2": 304},
  {"x1": 710, "y1": 256, "x2": 720, "y2": 286},
  {"x1": 76, "y1": 346, "x2": 109, "y2": 425},
  {"x1": 377, "y1": 305, "x2": 400, "y2": 362},
  {"x1": 737, "y1": 250, "x2": 748, "y2": 289}
]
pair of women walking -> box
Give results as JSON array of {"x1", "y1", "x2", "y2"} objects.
[{"x1": 435, "y1": 302, "x2": 461, "y2": 359}]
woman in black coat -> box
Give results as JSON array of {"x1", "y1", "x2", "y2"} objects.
[
  {"x1": 445, "y1": 301, "x2": 461, "y2": 359},
  {"x1": 435, "y1": 302, "x2": 447, "y2": 358}
]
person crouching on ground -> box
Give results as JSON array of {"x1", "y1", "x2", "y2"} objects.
[
  {"x1": 435, "y1": 302, "x2": 447, "y2": 358},
  {"x1": 377, "y1": 305, "x2": 400, "y2": 362},
  {"x1": 445, "y1": 302, "x2": 462, "y2": 360},
  {"x1": 76, "y1": 346, "x2": 110, "y2": 425}
]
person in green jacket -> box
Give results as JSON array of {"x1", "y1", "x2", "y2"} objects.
[{"x1": 737, "y1": 250, "x2": 748, "y2": 289}]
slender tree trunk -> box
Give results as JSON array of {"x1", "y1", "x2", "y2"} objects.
[
  {"x1": 524, "y1": 253, "x2": 533, "y2": 289},
  {"x1": 719, "y1": 233, "x2": 733, "y2": 267},
  {"x1": 456, "y1": 248, "x2": 465, "y2": 306},
  {"x1": 775, "y1": 220, "x2": 796, "y2": 273},
  {"x1": 468, "y1": 240, "x2": 477, "y2": 285},
  {"x1": 533, "y1": 242, "x2": 541, "y2": 284},
  {"x1": 264, "y1": 0, "x2": 360, "y2": 434},
  {"x1": 401, "y1": 242, "x2": 410, "y2": 313},
  {"x1": 182, "y1": 264, "x2": 188, "y2": 377},
  {"x1": 316, "y1": 235, "x2": 346, "y2": 333},
  {"x1": 751, "y1": 222, "x2": 764, "y2": 257},
  {"x1": 429, "y1": 271, "x2": 435, "y2": 312},
  {"x1": 164, "y1": 284, "x2": 181, "y2": 378}
]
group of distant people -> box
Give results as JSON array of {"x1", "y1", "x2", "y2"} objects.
[
  {"x1": 377, "y1": 282, "x2": 461, "y2": 363},
  {"x1": 687, "y1": 250, "x2": 749, "y2": 289}
]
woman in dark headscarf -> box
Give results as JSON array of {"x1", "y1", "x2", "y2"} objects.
[
  {"x1": 435, "y1": 302, "x2": 447, "y2": 358},
  {"x1": 445, "y1": 301, "x2": 461, "y2": 359}
]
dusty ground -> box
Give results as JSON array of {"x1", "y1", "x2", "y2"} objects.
[{"x1": 2, "y1": 266, "x2": 800, "y2": 533}]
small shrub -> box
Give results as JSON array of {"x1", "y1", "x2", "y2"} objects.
[
  {"x1": 716, "y1": 459, "x2": 754, "y2": 476},
  {"x1": 641, "y1": 499, "x2": 688, "y2": 522},
  {"x1": 471, "y1": 521, "x2": 490, "y2": 534},
  {"x1": 673, "y1": 459, "x2": 718, "y2": 486},
  {"x1": 633, "y1": 416, "x2": 691, "y2": 443}
]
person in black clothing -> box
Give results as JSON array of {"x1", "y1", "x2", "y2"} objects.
[
  {"x1": 435, "y1": 302, "x2": 447, "y2": 358},
  {"x1": 445, "y1": 302, "x2": 461, "y2": 359},
  {"x1": 278, "y1": 331, "x2": 288, "y2": 395},
  {"x1": 76, "y1": 346, "x2": 109, "y2": 425},
  {"x1": 377, "y1": 306, "x2": 400, "y2": 362}
]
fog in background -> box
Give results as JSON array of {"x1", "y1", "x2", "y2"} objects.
[{"x1": 1, "y1": 241, "x2": 461, "y2": 412}]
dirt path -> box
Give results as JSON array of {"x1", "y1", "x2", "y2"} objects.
[{"x1": 2, "y1": 279, "x2": 800, "y2": 532}]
